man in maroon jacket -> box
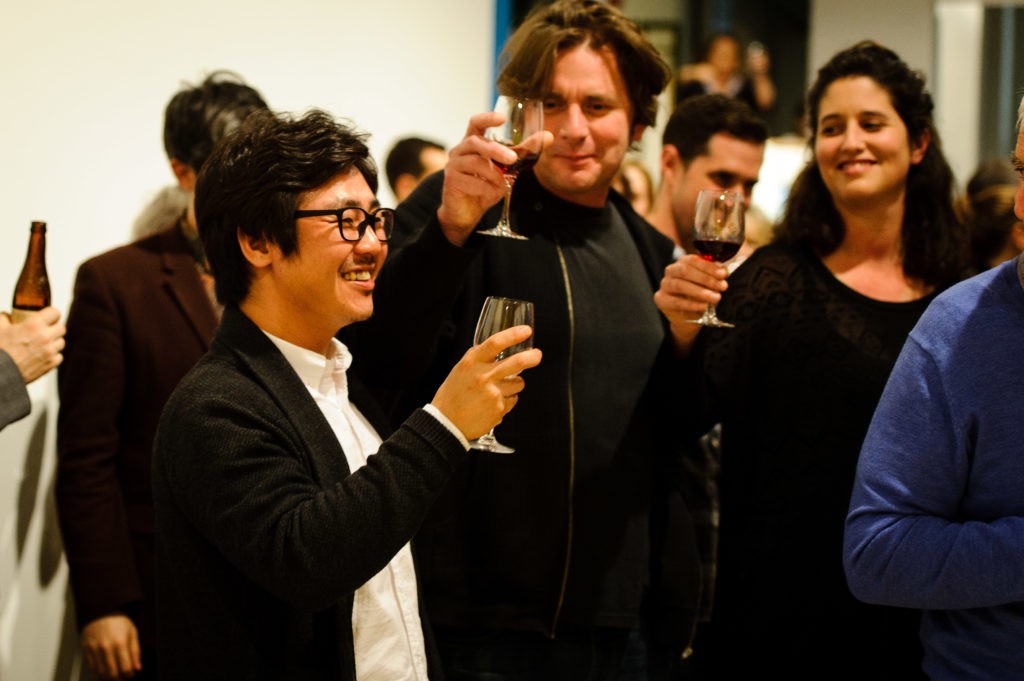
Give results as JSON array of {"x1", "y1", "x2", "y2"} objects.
[{"x1": 55, "y1": 71, "x2": 267, "y2": 681}]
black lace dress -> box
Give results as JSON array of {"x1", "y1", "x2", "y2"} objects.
[{"x1": 687, "y1": 243, "x2": 933, "y2": 679}]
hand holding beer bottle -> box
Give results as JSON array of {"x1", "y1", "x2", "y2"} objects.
[
  {"x1": 13, "y1": 221, "x2": 50, "y2": 323},
  {"x1": 3, "y1": 221, "x2": 64, "y2": 383}
]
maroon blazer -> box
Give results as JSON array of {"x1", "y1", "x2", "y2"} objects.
[{"x1": 56, "y1": 221, "x2": 217, "y2": 649}]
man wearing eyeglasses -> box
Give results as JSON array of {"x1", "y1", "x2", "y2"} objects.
[{"x1": 151, "y1": 108, "x2": 541, "y2": 680}]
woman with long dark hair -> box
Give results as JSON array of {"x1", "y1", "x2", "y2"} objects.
[{"x1": 655, "y1": 41, "x2": 967, "y2": 677}]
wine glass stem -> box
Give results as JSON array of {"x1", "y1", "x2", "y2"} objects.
[{"x1": 499, "y1": 182, "x2": 512, "y2": 228}]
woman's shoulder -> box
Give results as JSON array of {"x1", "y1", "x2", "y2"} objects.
[
  {"x1": 716, "y1": 243, "x2": 815, "y2": 320},
  {"x1": 731, "y1": 242, "x2": 813, "y2": 282}
]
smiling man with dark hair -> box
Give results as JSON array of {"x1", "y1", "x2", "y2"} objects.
[{"x1": 152, "y1": 108, "x2": 540, "y2": 680}]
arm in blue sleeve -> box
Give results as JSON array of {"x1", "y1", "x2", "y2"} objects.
[{"x1": 844, "y1": 335, "x2": 1024, "y2": 610}]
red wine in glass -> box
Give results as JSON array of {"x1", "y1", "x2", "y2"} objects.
[
  {"x1": 686, "y1": 189, "x2": 745, "y2": 328},
  {"x1": 479, "y1": 96, "x2": 545, "y2": 239},
  {"x1": 693, "y1": 239, "x2": 741, "y2": 263},
  {"x1": 493, "y1": 148, "x2": 540, "y2": 182}
]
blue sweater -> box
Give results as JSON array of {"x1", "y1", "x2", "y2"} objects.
[{"x1": 844, "y1": 256, "x2": 1024, "y2": 680}]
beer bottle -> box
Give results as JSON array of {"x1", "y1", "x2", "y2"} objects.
[{"x1": 12, "y1": 221, "x2": 50, "y2": 324}]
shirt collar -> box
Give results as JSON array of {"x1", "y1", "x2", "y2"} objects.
[{"x1": 262, "y1": 331, "x2": 352, "y2": 402}]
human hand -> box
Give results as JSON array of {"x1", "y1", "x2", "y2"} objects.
[
  {"x1": 746, "y1": 43, "x2": 771, "y2": 76},
  {"x1": 80, "y1": 614, "x2": 142, "y2": 680},
  {"x1": 0, "y1": 306, "x2": 65, "y2": 383},
  {"x1": 431, "y1": 325, "x2": 542, "y2": 440},
  {"x1": 653, "y1": 254, "x2": 730, "y2": 355},
  {"x1": 436, "y1": 112, "x2": 522, "y2": 246}
]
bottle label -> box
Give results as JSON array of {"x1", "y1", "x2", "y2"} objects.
[{"x1": 11, "y1": 308, "x2": 39, "y2": 324}]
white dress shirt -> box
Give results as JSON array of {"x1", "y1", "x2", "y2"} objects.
[{"x1": 265, "y1": 332, "x2": 463, "y2": 681}]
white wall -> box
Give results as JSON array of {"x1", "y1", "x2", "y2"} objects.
[
  {"x1": 0, "y1": 1, "x2": 494, "y2": 678},
  {"x1": 0, "y1": 0, "x2": 495, "y2": 317},
  {"x1": 807, "y1": 0, "x2": 938, "y2": 177},
  {"x1": 807, "y1": 0, "x2": 936, "y2": 165},
  {"x1": 809, "y1": 0, "x2": 935, "y2": 86},
  {"x1": 934, "y1": 1, "x2": 985, "y2": 185}
]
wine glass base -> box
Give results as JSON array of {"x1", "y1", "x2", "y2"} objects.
[
  {"x1": 477, "y1": 227, "x2": 529, "y2": 240},
  {"x1": 469, "y1": 433, "x2": 515, "y2": 454},
  {"x1": 684, "y1": 317, "x2": 735, "y2": 329}
]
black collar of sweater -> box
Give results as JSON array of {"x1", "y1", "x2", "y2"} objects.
[{"x1": 507, "y1": 170, "x2": 611, "y2": 245}]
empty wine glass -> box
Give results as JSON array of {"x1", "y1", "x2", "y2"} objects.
[
  {"x1": 469, "y1": 296, "x2": 535, "y2": 453},
  {"x1": 686, "y1": 189, "x2": 745, "y2": 328},
  {"x1": 478, "y1": 96, "x2": 545, "y2": 239}
]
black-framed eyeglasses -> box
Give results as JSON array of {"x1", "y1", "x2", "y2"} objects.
[{"x1": 293, "y1": 206, "x2": 396, "y2": 242}]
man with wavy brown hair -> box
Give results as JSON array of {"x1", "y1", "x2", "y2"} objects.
[{"x1": 347, "y1": 1, "x2": 699, "y2": 678}]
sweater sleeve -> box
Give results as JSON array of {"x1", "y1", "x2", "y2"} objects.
[
  {"x1": 844, "y1": 331, "x2": 1024, "y2": 610},
  {"x1": 156, "y1": 382, "x2": 468, "y2": 611},
  {"x1": 0, "y1": 350, "x2": 30, "y2": 431}
]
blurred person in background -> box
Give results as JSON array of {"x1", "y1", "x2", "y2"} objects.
[
  {"x1": 676, "y1": 33, "x2": 776, "y2": 116},
  {"x1": 647, "y1": 93, "x2": 766, "y2": 261},
  {"x1": 645, "y1": 93, "x2": 766, "y2": 640},
  {"x1": 130, "y1": 185, "x2": 189, "y2": 240},
  {"x1": 955, "y1": 157, "x2": 1024, "y2": 273},
  {"x1": 385, "y1": 136, "x2": 448, "y2": 204},
  {"x1": 611, "y1": 157, "x2": 656, "y2": 217},
  {"x1": 55, "y1": 71, "x2": 268, "y2": 680}
]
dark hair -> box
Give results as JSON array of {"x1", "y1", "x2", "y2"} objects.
[
  {"x1": 163, "y1": 70, "x2": 269, "y2": 172},
  {"x1": 777, "y1": 41, "x2": 966, "y2": 288},
  {"x1": 384, "y1": 136, "x2": 445, "y2": 194},
  {"x1": 497, "y1": 0, "x2": 671, "y2": 130},
  {"x1": 956, "y1": 158, "x2": 1020, "y2": 272},
  {"x1": 195, "y1": 109, "x2": 377, "y2": 306},
  {"x1": 662, "y1": 94, "x2": 768, "y2": 164}
]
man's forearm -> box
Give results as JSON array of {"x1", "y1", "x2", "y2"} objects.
[{"x1": 0, "y1": 350, "x2": 30, "y2": 431}]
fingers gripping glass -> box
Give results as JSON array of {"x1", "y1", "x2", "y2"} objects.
[
  {"x1": 469, "y1": 296, "x2": 535, "y2": 454},
  {"x1": 293, "y1": 206, "x2": 396, "y2": 242},
  {"x1": 479, "y1": 96, "x2": 545, "y2": 240}
]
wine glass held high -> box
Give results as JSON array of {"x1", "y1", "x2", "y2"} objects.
[
  {"x1": 478, "y1": 96, "x2": 545, "y2": 240},
  {"x1": 687, "y1": 189, "x2": 745, "y2": 329},
  {"x1": 469, "y1": 296, "x2": 535, "y2": 453}
]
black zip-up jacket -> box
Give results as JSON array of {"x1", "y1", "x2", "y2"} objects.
[{"x1": 346, "y1": 169, "x2": 700, "y2": 657}]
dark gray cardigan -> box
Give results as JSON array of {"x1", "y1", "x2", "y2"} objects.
[{"x1": 153, "y1": 306, "x2": 465, "y2": 680}]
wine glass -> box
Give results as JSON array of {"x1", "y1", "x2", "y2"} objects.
[
  {"x1": 478, "y1": 96, "x2": 545, "y2": 239},
  {"x1": 469, "y1": 296, "x2": 535, "y2": 453},
  {"x1": 686, "y1": 189, "x2": 745, "y2": 329}
]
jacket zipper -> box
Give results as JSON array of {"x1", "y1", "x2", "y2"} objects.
[{"x1": 549, "y1": 240, "x2": 575, "y2": 637}]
